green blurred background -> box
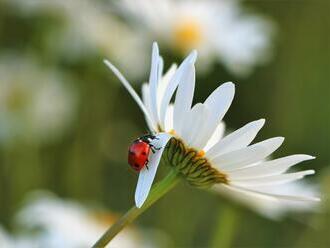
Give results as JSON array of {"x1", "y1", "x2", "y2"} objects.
[{"x1": 0, "y1": 0, "x2": 329, "y2": 247}]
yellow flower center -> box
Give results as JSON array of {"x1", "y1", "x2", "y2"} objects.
[
  {"x1": 92, "y1": 212, "x2": 116, "y2": 226},
  {"x1": 173, "y1": 19, "x2": 202, "y2": 53},
  {"x1": 169, "y1": 129, "x2": 176, "y2": 135},
  {"x1": 6, "y1": 84, "x2": 28, "y2": 111},
  {"x1": 197, "y1": 150, "x2": 205, "y2": 157}
]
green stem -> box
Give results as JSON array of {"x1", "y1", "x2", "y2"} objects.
[
  {"x1": 92, "y1": 170, "x2": 180, "y2": 247},
  {"x1": 211, "y1": 205, "x2": 239, "y2": 248}
]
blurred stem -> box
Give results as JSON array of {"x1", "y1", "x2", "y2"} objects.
[
  {"x1": 211, "y1": 205, "x2": 239, "y2": 248},
  {"x1": 92, "y1": 169, "x2": 180, "y2": 248}
]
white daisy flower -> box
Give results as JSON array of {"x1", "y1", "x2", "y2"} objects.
[
  {"x1": 0, "y1": 55, "x2": 76, "y2": 143},
  {"x1": 104, "y1": 42, "x2": 320, "y2": 217},
  {"x1": 14, "y1": 192, "x2": 153, "y2": 248},
  {"x1": 0, "y1": 226, "x2": 14, "y2": 248},
  {"x1": 117, "y1": 0, "x2": 274, "y2": 76},
  {"x1": 9, "y1": 0, "x2": 149, "y2": 79}
]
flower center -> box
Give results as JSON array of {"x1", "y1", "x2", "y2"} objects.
[
  {"x1": 197, "y1": 150, "x2": 205, "y2": 157},
  {"x1": 173, "y1": 19, "x2": 202, "y2": 53},
  {"x1": 161, "y1": 137, "x2": 228, "y2": 188},
  {"x1": 5, "y1": 84, "x2": 28, "y2": 112}
]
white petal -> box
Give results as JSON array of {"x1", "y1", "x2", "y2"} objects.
[
  {"x1": 211, "y1": 137, "x2": 284, "y2": 171},
  {"x1": 230, "y1": 170, "x2": 315, "y2": 187},
  {"x1": 141, "y1": 84, "x2": 156, "y2": 131},
  {"x1": 229, "y1": 155, "x2": 315, "y2": 180},
  {"x1": 141, "y1": 83, "x2": 150, "y2": 107},
  {"x1": 161, "y1": 64, "x2": 177, "y2": 87},
  {"x1": 181, "y1": 103, "x2": 209, "y2": 147},
  {"x1": 135, "y1": 133, "x2": 172, "y2": 208},
  {"x1": 148, "y1": 42, "x2": 161, "y2": 125},
  {"x1": 251, "y1": 180, "x2": 320, "y2": 198},
  {"x1": 164, "y1": 104, "x2": 174, "y2": 132},
  {"x1": 226, "y1": 184, "x2": 320, "y2": 202},
  {"x1": 262, "y1": 192, "x2": 320, "y2": 202},
  {"x1": 159, "y1": 50, "x2": 197, "y2": 129},
  {"x1": 214, "y1": 184, "x2": 279, "y2": 218},
  {"x1": 214, "y1": 183, "x2": 320, "y2": 219},
  {"x1": 173, "y1": 63, "x2": 196, "y2": 136},
  {"x1": 206, "y1": 119, "x2": 265, "y2": 159},
  {"x1": 157, "y1": 64, "x2": 177, "y2": 115},
  {"x1": 197, "y1": 82, "x2": 235, "y2": 149},
  {"x1": 157, "y1": 56, "x2": 164, "y2": 83},
  {"x1": 103, "y1": 59, "x2": 155, "y2": 131},
  {"x1": 203, "y1": 121, "x2": 226, "y2": 152}
]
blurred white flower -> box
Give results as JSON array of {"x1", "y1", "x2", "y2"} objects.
[
  {"x1": 0, "y1": 226, "x2": 15, "y2": 248},
  {"x1": 0, "y1": 55, "x2": 76, "y2": 143},
  {"x1": 118, "y1": 0, "x2": 274, "y2": 76},
  {"x1": 9, "y1": 0, "x2": 149, "y2": 79},
  {"x1": 14, "y1": 192, "x2": 155, "y2": 248},
  {"x1": 105, "y1": 43, "x2": 320, "y2": 218}
]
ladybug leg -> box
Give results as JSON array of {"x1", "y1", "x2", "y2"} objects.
[
  {"x1": 150, "y1": 145, "x2": 162, "y2": 153},
  {"x1": 145, "y1": 159, "x2": 149, "y2": 170},
  {"x1": 147, "y1": 136, "x2": 159, "y2": 143},
  {"x1": 149, "y1": 133, "x2": 158, "y2": 139}
]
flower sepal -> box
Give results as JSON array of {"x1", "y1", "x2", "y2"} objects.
[{"x1": 162, "y1": 137, "x2": 228, "y2": 188}]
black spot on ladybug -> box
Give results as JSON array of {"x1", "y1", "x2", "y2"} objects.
[
  {"x1": 134, "y1": 163, "x2": 139, "y2": 168},
  {"x1": 142, "y1": 152, "x2": 147, "y2": 155}
]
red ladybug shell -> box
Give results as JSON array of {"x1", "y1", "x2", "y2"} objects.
[{"x1": 128, "y1": 140, "x2": 151, "y2": 172}]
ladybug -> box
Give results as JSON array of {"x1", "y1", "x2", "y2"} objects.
[{"x1": 128, "y1": 134, "x2": 160, "y2": 172}]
